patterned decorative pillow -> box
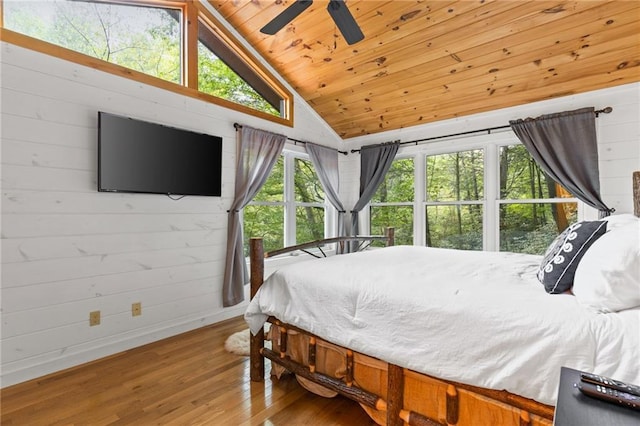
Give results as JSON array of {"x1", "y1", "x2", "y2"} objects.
[{"x1": 537, "y1": 220, "x2": 608, "y2": 294}]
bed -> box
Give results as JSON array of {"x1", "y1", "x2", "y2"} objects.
[{"x1": 245, "y1": 172, "x2": 640, "y2": 426}]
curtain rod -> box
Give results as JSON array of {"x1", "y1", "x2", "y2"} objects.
[
  {"x1": 233, "y1": 123, "x2": 348, "y2": 155},
  {"x1": 349, "y1": 106, "x2": 613, "y2": 154}
]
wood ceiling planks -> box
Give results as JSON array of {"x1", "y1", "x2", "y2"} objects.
[
  {"x1": 210, "y1": 0, "x2": 640, "y2": 139},
  {"x1": 310, "y1": 3, "x2": 636, "y2": 105}
]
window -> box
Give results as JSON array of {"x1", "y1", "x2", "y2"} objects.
[
  {"x1": 1, "y1": 0, "x2": 292, "y2": 122},
  {"x1": 294, "y1": 158, "x2": 325, "y2": 243},
  {"x1": 243, "y1": 153, "x2": 327, "y2": 255},
  {"x1": 365, "y1": 136, "x2": 581, "y2": 255},
  {"x1": 425, "y1": 150, "x2": 484, "y2": 250},
  {"x1": 3, "y1": 1, "x2": 183, "y2": 83},
  {"x1": 196, "y1": 17, "x2": 281, "y2": 116},
  {"x1": 243, "y1": 157, "x2": 284, "y2": 255},
  {"x1": 369, "y1": 158, "x2": 414, "y2": 245},
  {"x1": 499, "y1": 144, "x2": 577, "y2": 254}
]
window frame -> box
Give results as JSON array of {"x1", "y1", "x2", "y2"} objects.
[
  {"x1": 423, "y1": 148, "x2": 485, "y2": 250},
  {"x1": 245, "y1": 148, "x2": 332, "y2": 254},
  {"x1": 0, "y1": 0, "x2": 294, "y2": 126},
  {"x1": 368, "y1": 155, "x2": 416, "y2": 245},
  {"x1": 493, "y1": 141, "x2": 579, "y2": 252},
  {"x1": 291, "y1": 155, "x2": 327, "y2": 245},
  {"x1": 365, "y1": 131, "x2": 584, "y2": 252}
]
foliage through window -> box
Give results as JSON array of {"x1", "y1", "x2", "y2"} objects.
[
  {"x1": 243, "y1": 154, "x2": 327, "y2": 255},
  {"x1": 363, "y1": 140, "x2": 578, "y2": 255},
  {"x1": 2, "y1": 0, "x2": 290, "y2": 120},
  {"x1": 294, "y1": 158, "x2": 325, "y2": 244},
  {"x1": 425, "y1": 150, "x2": 484, "y2": 250},
  {"x1": 369, "y1": 158, "x2": 414, "y2": 245},
  {"x1": 243, "y1": 157, "x2": 284, "y2": 255},
  {"x1": 3, "y1": 1, "x2": 182, "y2": 83},
  {"x1": 196, "y1": 18, "x2": 280, "y2": 116},
  {"x1": 499, "y1": 144, "x2": 577, "y2": 254}
]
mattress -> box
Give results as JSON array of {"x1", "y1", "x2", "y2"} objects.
[{"x1": 245, "y1": 245, "x2": 640, "y2": 405}]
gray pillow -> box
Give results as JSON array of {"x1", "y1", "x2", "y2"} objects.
[{"x1": 537, "y1": 220, "x2": 607, "y2": 294}]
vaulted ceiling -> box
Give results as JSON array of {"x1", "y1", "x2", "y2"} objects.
[{"x1": 210, "y1": 1, "x2": 640, "y2": 139}]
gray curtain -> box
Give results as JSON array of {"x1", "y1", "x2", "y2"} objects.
[
  {"x1": 350, "y1": 143, "x2": 399, "y2": 241},
  {"x1": 509, "y1": 107, "x2": 613, "y2": 217},
  {"x1": 223, "y1": 126, "x2": 286, "y2": 307},
  {"x1": 306, "y1": 142, "x2": 347, "y2": 238}
]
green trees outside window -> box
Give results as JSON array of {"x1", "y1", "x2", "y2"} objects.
[
  {"x1": 294, "y1": 158, "x2": 325, "y2": 244},
  {"x1": 243, "y1": 157, "x2": 284, "y2": 255},
  {"x1": 499, "y1": 145, "x2": 576, "y2": 254},
  {"x1": 4, "y1": 1, "x2": 182, "y2": 83},
  {"x1": 243, "y1": 155, "x2": 326, "y2": 255},
  {"x1": 370, "y1": 158, "x2": 414, "y2": 245},
  {"x1": 366, "y1": 143, "x2": 575, "y2": 255},
  {"x1": 197, "y1": 27, "x2": 278, "y2": 115},
  {"x1": 426, "y1": 150, "x2": 484, "y2": 250},
  {"x1": 3, "y1": 0, "x2": 285, "y2": 117}
]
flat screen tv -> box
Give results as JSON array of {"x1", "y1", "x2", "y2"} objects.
[{"x1": 98, "y1": 112, "x2": 222, "y2": 196}]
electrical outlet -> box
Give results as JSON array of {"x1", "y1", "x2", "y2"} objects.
[
  {"x1": 89, "y1": 310, "x2": 101, "y2": 326},
  {"x1": 132, "y1": 302, "x2": 142, "y2": 317}
]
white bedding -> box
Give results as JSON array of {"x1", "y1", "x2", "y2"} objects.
[{"x1": 245, "y1": 245, "x2": 640, "y2": 406}]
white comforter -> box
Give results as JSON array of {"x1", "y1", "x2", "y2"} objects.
[{"x1": 245, "y1": 245, "x2": 640, "y2": 406}]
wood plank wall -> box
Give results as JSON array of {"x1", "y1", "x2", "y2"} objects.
[{"x1": 0, "y1": 41, "x2": 339, "y2": 388}]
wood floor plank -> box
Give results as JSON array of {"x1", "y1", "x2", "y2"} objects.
[{"x1": 0, "y1": 316, "x2": 373, "y2": 425}]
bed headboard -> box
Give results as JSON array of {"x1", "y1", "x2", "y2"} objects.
[{"x1": 634, "y1": 171, "x2": 640, "y2": 217}]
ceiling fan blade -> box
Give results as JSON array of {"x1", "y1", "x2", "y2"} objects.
[
  {"x1": 327, "y1": 0, "x2": 364, "y2": 45},
  {"x1": 260, "y1": 0, "x2": 313, "y2": 35}
]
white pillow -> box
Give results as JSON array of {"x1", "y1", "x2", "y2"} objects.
[
  {"x1": 573, "y1": 220, "x2": 640, "y2": 312},
  {"x1": 602, "y1": 213, "x2": 640, "y2": 231}
]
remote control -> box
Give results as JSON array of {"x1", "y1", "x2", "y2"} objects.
[
  {"x1": 581, "y1": 372, "x2": 640, "y2": 397},
  {"x1": 578, "y1": 381, "x2": 640, "y2": 411}
]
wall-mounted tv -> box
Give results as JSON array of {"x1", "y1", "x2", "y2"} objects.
[{"x1": 98, "y1": 112, "x2": 222, "y2": 197}]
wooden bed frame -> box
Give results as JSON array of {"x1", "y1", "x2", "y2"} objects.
[{"x1": 248, "y1": 171, "x2": 640, "y2": 426}]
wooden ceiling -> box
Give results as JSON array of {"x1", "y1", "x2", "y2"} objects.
[{"x1": 209, "y1": 1, "x2": 640, "y2": 139}]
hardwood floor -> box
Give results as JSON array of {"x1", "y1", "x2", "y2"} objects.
[{"x1": 1, "y1": 316, "x2": 376, "y2": 425}]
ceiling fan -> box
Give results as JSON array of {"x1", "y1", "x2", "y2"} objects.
[{"x1": 260, "y1": 0, "x2": 364, "y2": 45}]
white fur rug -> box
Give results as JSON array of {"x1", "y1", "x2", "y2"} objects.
[
  {"x1": 224, "y1": 325, "x2": 270, "y2": 356},
  {"x1": 224, "y1": 329, "x2": 251, "y2": 356}
]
